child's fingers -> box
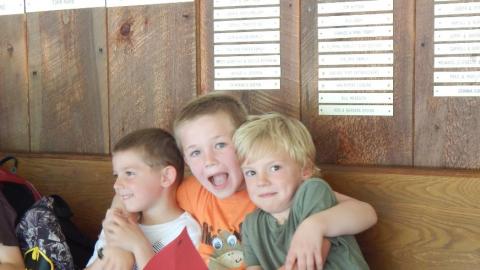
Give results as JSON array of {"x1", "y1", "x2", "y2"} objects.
[
  {"x1": 314, "y1": 252, "x2": 323, "y2": 270},
  {"x1": 305, "y1": 254, "x2": 315, "y2": 270},
  {"x1": 284, "y1": 253, "x2": 296, "y2": 270}
]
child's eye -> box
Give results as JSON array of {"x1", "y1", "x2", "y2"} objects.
[
  {"x1": 112, "y1": 174, "x2": 118, "y2": 180},
  {"x1": 126, "y1": 171, "x2": 135, "y2": 176},
  {"x1": 189, "y1": 150, "x2": 200, "y2": 157},
  {"x1": 244, "y1": 170, "x2": 256, "y2": 177},
  {"x1": 215, "y1": 142, "x2": 226, "y2": 149},
  {"x1": 270, "y1": 165, "x2": 281, "y2": 172}
]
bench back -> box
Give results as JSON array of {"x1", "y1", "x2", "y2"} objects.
[{"x1": 4, "y1": 154, "x2": 479, "y2": 269}]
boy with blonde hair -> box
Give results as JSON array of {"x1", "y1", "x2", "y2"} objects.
[
  {"x1": 85, "y1": 128, "x2": 201, "y2": 270},
  {"x1": 233, "y1": 113, "x2": 369, "y2": 270}
]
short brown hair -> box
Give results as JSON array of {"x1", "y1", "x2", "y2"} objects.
[
  {"x1": 173, "y1": 93, "x2": 248, "y2": 149},
  {"x1": 113, "y1": 128, "x2": 184, "y2": 183},
  {"x1": 233, "y1": 113, "x2": 318, "y2": 173}
]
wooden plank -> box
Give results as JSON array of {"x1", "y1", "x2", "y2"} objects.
[
  {"x1": 27, "y1": 8, "x2": 109, "y2": 154},
  {"x1": 302, "y1": 0, "x2": 415, "y2": 166},
  {"x1": 108, "y1": 2, "x2": 196, "y2": 147},
  {"x1": 1, "y1": 153, "x2": 114, "y2": 239},
  {"x1": 0, "y1": 14, "x2": 29, "y2": 151},
  {"x1": 414, "y1": 0, "x2": 480, "y2": 169},
  {"x1": 321, "y1": 165, "x2": 480, "y2": 270},
  {"x1": 198, "y1": 0, "x2": 300, "y2": 118}
]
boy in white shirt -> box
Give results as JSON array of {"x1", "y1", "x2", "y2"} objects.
[{"x1": 85, "y1": 128, "x2": 201, "y2": 270}]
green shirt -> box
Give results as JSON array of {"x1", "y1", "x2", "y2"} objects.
[{"x1": 242, "y1": 178, "x2": 369, "y2": 270}]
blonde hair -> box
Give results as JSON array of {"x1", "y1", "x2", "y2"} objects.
[
  {"x1": 233, "y1": 113, "x2": 318, "y2": 172},
  {"x1": 173, "y1": 93, "x2": 248, "y2": 150}
]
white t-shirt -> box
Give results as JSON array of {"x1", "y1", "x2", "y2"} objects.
[{"x1": 86, "y1": 212, "x2": 201, "y2": 268}]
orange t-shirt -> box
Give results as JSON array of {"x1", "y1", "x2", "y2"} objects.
[{"x1": 177, "y1": 176, "x2": 256, "y2": 270}]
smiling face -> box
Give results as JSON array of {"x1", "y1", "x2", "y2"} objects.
[
  {"x1": 177, "y1": 112, "x2": 245, "y2": 199},
  {"x1": 241, "y1": 150, "x2": 310, "y2": 222},
  {"x1": 112, "y1": 150, "x2": 165, "y2": 213}
]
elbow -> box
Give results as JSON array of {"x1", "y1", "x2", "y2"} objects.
[{"x1": 365, "y1": 202, "x2": 378, "y2": 228}]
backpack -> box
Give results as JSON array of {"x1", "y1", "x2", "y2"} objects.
[
  {"x1": 0, "y1": 156, "x2": 42, "y2": 224},
  {"x1": 0, "y1": 155, "x2": 94, "y2": 270},
  {"x1": 16, "y1": 195, "x2": 95, "y2": 270}
]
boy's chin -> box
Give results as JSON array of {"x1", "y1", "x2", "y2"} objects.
[{"x1": 209, "y1": 187, "x2": 236, "y2": 199}]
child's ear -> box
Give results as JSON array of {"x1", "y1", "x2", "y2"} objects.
[
  {"x1": 160, "y1": 165, "x2": 177, "y2": 187},
  {"x1": 301, "y1": 164, "x2": 314, "y2": 180}
]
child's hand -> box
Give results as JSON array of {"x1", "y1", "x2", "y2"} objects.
[
  {"x1": 284, "y1": 217, "x2": 328, "y2": 270},
  {"x1": 90, "y1": 246, "x2": 135, "y2": 270},
  {"x1": 103, "y1": 208, "x2": 148, "y2": 252}
]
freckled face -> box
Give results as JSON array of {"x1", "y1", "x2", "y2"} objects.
[
  {"x1": 242, "y1": 150, "x2": 308, "y2": 221},
  {"x1": 178, "y1": 113, "x2": 245, "y2": 199}
]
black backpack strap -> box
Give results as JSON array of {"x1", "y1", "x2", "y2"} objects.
[{"x1": 0, "y1": 156, "x2": 18, "y2": 174}]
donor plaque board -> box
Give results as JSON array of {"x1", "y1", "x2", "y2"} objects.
[
  {"x1": 317, "y1": 0, "x2": 394, "y2": 116},
  {"x1": 0, "y1": 0, "x2": 24, "y2": 15},
  {"x1": 434, "y1": 0, "x2": 480, "y2": 96},
  {"x1": 213, "y1": 0, "x2": 281, "y2": 91}
]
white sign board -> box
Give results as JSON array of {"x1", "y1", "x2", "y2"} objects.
[
  {"x1": 214, "y1": 0, "x2": 279, "y2": 7},
  {"x1": 215, "y1": 79, "x2": 280, "y2": 90},
  {"x1": 319, "y1": 93, "x2": 393, "y2": 104},
  {"x1": 214, "y1": 44, "x2": 280, "y2": 55},
  {"x1": 0, "y1": 0, "x2": 24, "y2": 16},
  {"x1": 319, "y1": 53, "x2": 393, "y2": 65},
  {"x1": 319, "y1": 40, "x2": 393, "y2": 53},
  {"x1": 26, "y1": 0, "x2": 105, "y2": 12},
  {"x1": 434, "y1": 85, "x2": 480, "y2": 96},
  {"x1": 318, "y1": 80, "x2": 393, "y2": 91},
  {"x1": 319, "y1": 105, "x2": 393, "y2": 116},
  {"x1": 318, "y1": 0, "x2": 393, "y2": 14}
]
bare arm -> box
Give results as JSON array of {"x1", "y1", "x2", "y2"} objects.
[
  {"x1": 0, "y1": 245, "x2": 25, "y2": 270},
  {"x1": 285, "y1": 191, "x2": 377, "y2": 270},
  {"x1": 310, "y1": 191, "x2": 377, "y2": 237},
  {"x1": 84, "y1": 246, "x2": 134, "y2": 270}
]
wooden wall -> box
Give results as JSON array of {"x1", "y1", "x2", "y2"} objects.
[
  {"x1": 0, "y1": 2, "x2": 196, "y2": 154},
  {"x1": 1, "y1": 0, "x2": 479, "y2": 168}
]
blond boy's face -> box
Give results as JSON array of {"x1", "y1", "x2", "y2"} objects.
[
  {"x1": 241, "y1": 150, "x2": 310, "y2": 222},
  {"x1": 178, "y1": 112, "x2": 245, "y2": 199},
  {"x1": 112, "y1": 150, "x2": 165, "y2": 214}
]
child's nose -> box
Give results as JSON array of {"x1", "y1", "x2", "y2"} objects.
[
  {"x1": 204, "y1": 148, "x2": 217, "y2": 167},
  {"x1": 113, "y1": 176, "x2": 124, "y2": 190},
  {"x1": 256, "y1": 171, "x2": 270, "y2": 186}
]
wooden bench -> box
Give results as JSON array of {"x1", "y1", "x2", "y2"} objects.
[{"x1": 3, "y1": 154, "x2": 479, "y2": 269}]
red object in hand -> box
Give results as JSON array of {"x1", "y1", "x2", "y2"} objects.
[{"x1": 144, "y1": 228, "x2": 207, "y2": 270}]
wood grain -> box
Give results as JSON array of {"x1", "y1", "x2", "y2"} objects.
[
  {"x1": 27, "y1": 8, "x2": 109, "y2": 154},
  {"x1": 108, "y1": 3, "x2": 197, "y2": 147},
  {"x1": 0, "y1": 15, "x2": 29, "y2": 151},
  {"x1": 302, "y1": 0, "x2": 415, "y2": 166},
  {"x1": 414, "y1": 0, "x2": 480, "y2": 169},
  {"x1": 198, "y1": 0, "x2": 301, "y2": 118},
  {"x1": 322, "y1": 165, "x2": 480, "y2": 270}
]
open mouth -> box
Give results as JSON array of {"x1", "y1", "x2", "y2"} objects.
[{"x1": 208, "y1": 173, "x2": 229, "y2": 190}]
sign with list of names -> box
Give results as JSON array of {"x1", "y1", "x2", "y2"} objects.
[
  {"x1": 317, "y1": 0, "x2": 394, "y2": 116},
  {"x1": 0, "y1": 0, "x2": 24, "y2": 16},
  {"x1": 26, "y1": 0, "x2": 105, "y2": 12},
  {"x1": 433, "y1": 0, "x2": 480, "y2": 97},
  {"x1": 213, "y1": 0, "x2": 281, "y2": 91}
]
